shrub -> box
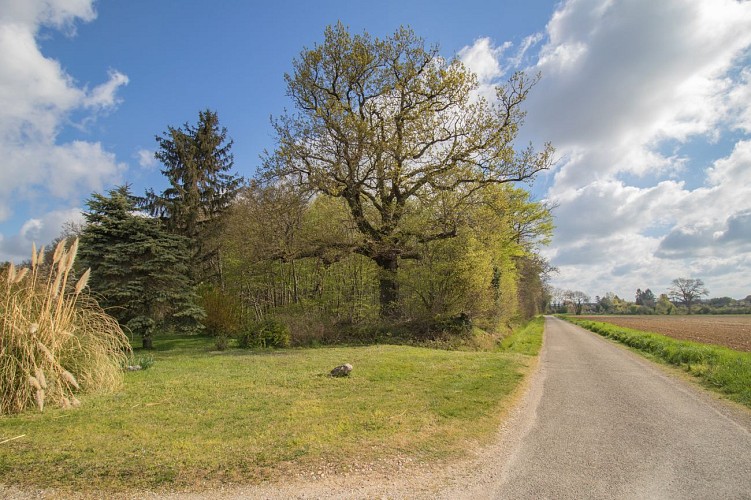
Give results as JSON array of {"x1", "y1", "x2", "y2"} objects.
[
  {"x1": 1, "y1": 240, "x2": 131, "y2": 415},
  {"x1": 238, "y1": 318, "x2": 291, "y2": 349},
  {"x1": 214, "y1": 335, "x2": 230, "y2": 351},
  {"x1": 197, "y1": 284, "x2": 242, "y2": 337}
]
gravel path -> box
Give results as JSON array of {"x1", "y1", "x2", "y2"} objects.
[{"x1": 5, "y1": 316, "x2": 751, "y2": 498}]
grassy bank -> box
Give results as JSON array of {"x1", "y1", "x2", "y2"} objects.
[
  {"x1": 0, "y1": 326, "x2": 541, "y2": 493},
  {"x1": 564, "y1": 317, "x2": 751, "y2": 408},
  {"x1": 498, "y1": 316, "x2": 544, "y2": 356}
]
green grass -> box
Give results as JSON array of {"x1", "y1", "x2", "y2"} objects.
[
  {"x1": 0, "y1": 332, "x2": 537, "y2": 493},
  {"x1": 565, "y1": 317, "x2": 751, "y2": 408},
  {"x1": 498, "y1": 316, "x2": 544, "y2": 356}
]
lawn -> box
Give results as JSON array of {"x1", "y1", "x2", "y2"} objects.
[{"x1": 0, "y1": 322, "x2": 542, "y2": 493}]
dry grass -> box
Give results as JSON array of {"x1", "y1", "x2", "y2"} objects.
[{"x1": 1, "y1": 240, "x2": 131, "y2": 415}]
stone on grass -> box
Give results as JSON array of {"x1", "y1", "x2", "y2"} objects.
[{"x1": 330, "y1": 363, "x2": 353, "y2": 377}]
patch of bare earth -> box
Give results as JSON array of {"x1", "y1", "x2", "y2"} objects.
[{"x1": 578, "y1": 315, "x2": 751, "y2": 352}]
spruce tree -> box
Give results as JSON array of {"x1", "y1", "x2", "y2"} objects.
[
  {"x1": 142, "y1": 109, "x2": 243, "y2": 284},
  {"x1": 79, "y1": 186, "x2": 205, "y2": 349}
]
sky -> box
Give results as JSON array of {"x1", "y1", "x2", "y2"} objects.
[{"x1": 1, "y1": 0, "x2": 750, "y2": 301}]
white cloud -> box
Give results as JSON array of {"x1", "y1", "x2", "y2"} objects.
[
  {"x1": 0, "y1": 0, "x2": 96, "y2": 34},
  {"x1": 459, "y1": 0, "x2": 751, "y2": 299},
  {"x1": 0, "y1": 0, "x2": 127, "y2": 260},
  {"x1": 83, "y1": 69, "x2": 129, "y2": 109},
  {"x1": 728, "y1": 69, "x2": 751, "y2": 133},
  {"x1": 0, "y1": 207, "x2": 84, "y2": 262},
  {"x1": 136, "y1": 148, "x2": 157, "y2": 169},
  {"x1": 458, "y1": 37, "x2": 511, "y2": 84}
]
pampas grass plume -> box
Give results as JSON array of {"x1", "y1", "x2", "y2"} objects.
[
  {"x1": 61, "y1": 370, "x2": 80, "y2": 390},
  {"x1": 75, "y1": 269, "x2": 91, "y2": 294},
  {"x1": 35, "y1": 366, "x2": 47, "y2": 389},
  {"x1": 35, "y1": 389, "x2": 45, "y2": 412}
]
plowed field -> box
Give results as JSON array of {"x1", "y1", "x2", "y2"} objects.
[{"x1": 577, "y1": 315, "x2": 751, "y2": 352}]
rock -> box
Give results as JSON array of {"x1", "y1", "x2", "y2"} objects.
[
  {"x1": 126, "y1": 365, "x2": 142, "y2": 371},
  {"x1": 330, "y1": 363, "x2": 353, "y2": 377}
]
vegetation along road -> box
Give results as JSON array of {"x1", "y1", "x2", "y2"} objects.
[{"x1": 493, "y1": 316, "x2": 751, "y2": 499}]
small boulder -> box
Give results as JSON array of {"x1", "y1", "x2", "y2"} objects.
[{"x1": 330, "y1": 363, "x2": 353, "y2": 377}]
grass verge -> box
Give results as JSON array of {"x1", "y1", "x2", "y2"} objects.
[
  {"x1": 498, "y1": 316, "x2": 544, "y2": 356},
  {"x1": 564, "y1": 316, "x2": 751, "y2": 408},
  {"x1": 0, "y1": 329, "x2": 539, "y2": 493}
]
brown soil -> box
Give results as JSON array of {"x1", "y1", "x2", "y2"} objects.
[{"x1": 577, "y1": 315, "x2": 751, "y2": 352}]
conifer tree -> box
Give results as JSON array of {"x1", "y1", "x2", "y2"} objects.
[
  {"x1": 142, "y1": 109, "x2": 242, "y2": 284},
  {"x1": 79, "y1": 186, "x2": 205, "y2": 349}
]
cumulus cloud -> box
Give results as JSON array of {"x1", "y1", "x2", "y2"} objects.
[
  {"x1": 136, "y1": 148, "x2": 158, "y2": 169},
  {"x1": 0, "y1": 207, "x2": 84, "y2": 262},
  {"x1": 458, "y1": 37, "x2": 511, "y2": 83},
  {"x1": 459, "y1": 0, "x2": 751, "y2": 298},
  {"x1": 0, "y1": 0, "x2": 127, "y2": 260}
]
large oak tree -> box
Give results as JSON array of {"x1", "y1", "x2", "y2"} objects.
[
  {"x1": 668, "y1": 278, "x2": 709, "y2": 314},
  {"x1": 263, "y1": 23, "x2": 553, "y2": 317}
]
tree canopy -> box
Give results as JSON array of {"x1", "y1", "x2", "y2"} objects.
[
  {"x1": 263, "y1": 23, "x2": 553, "y2": 316},
  {"x1": 668, "y1": 278, "x2": 709, "y2": 314},
  {"x1": 142, "y1": 109, "x2": 243, "y2": 284}
]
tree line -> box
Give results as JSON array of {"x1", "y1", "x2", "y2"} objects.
[
  {"x1": 9, "y1": 25, "x2": 556, "y2": 348},
  {"x1": 552, "y1": 278, "x2": 751, "y2": 316}
]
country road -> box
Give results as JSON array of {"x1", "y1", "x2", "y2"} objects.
[{"x1": 493, "y1": 316, "x2": 751, "y2": 499}]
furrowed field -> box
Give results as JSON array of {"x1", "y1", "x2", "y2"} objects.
[{"x1": 577, "y1": 315, "x2": 751, "y2": 352}]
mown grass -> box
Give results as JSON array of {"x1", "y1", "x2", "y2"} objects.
[
  {"x1": 0, "y1": 325, "x2": 541, "y2": 493},
  {"x1": 565, "y1": 317, "x2": 751, "y2": 408}
]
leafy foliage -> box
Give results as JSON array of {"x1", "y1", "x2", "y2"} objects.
[
  {"x1": 238, "y1": 318, "x2": 291, "y2": 348},
  {"x1": 264, "y1": 23, "x2": 553, "y2": 316},
  {"x1": 197, "y1": 283, "x2": 242, "y2": 337},
  {"x1": 668, "y1": 278, "x2": 709, "y2": 314}
]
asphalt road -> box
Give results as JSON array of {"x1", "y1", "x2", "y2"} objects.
[{"x1": 496, "y1": 316, "x2": 751, "y2": 499}]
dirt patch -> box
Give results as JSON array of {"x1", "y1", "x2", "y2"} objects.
[{"x1": 577, "y1": 315, "x2": 751, "y2": 352}]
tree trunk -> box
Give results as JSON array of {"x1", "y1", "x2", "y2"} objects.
[
  {"x1": 142, "y1": 335, "x2": 153, "y2": 350},
  {"x1": 375, "y1": 254, "x2": 399, "y2": 319}
]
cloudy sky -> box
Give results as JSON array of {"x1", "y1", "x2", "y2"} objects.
[{"x1": 1, "y1": 0, "x2": 749, "y2": 300}]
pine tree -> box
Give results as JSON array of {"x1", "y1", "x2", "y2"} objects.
[
  {"x1": 79, "y1": 186, "x2": 205, "y2": 349},
  {"x1": 142, "y1": 109, "x2": 243, "y2": 285}
]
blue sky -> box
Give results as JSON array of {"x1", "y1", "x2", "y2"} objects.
[{"x1": 2, "y1": 0, "x2": 751, "y2": 300}]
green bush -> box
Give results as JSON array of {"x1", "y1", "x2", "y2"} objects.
[
  {"x1": 214, "y1": 335, "x2": 230, "y2": 351},
  {"x1": 197, "y1": 284, "x2": 242, "y2": 337},
  {"x1": 238, "y1": 318, "x2": 291, "y2": 349}
]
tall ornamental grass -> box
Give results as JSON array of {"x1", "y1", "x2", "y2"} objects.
[{"x1": 1, "y1": 239, "x2": 131, "y2": 415}]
